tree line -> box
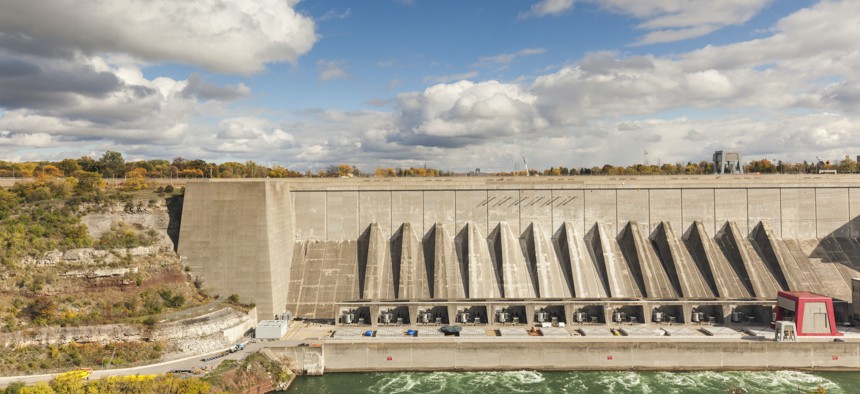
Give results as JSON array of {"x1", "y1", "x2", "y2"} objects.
[
  {"x1": 1, "y1": 152, "x2": 858, "y2": 181},
  {"x1": 533, "y1": 157, "x2": 858, "y2": 176}
]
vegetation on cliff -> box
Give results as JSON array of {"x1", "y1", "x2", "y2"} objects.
[
  {"x1": 0, "y1": 351, "x2": 291, "y2": 394},
  {"x1": 1, "y1": 374, "x2": 210, "y2": 394},
  {"x1": 202, "y1": 352, "x2": 292, "y2": 393},
  {"x1": 0, "y1": 178, "x2": 207, "y2": 335},
  {"x1": 0, "y1": 342, "x2": 164, "y2": 376}
]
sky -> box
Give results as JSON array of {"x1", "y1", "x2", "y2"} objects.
[{"x1": 0, "y1": 0, "x2": 858, "y2": 172}]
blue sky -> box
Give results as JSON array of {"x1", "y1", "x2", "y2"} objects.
[{"x1": 1, "y1": 0, "x2": 857, "y2": 172}]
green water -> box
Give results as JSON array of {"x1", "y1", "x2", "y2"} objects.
[{"x1": 287, "y1": 370, "x2": 860, "y2": 393}]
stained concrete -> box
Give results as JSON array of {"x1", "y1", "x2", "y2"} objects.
[
  {"x1": 495, "y1": 222, "x2": 537, "y2": 298},
  {"x1": 178, "y1": 177, "x2": 860, "y2": 321},
  {"x1": 430, "y1": 223, "x2": 464, "y2": 299},
  {"x1": 459, "y1": 222, "x2": 501, "y2": 299},
  {"x1": 651, "y1": 222, "x2": 713, "y2": 298},
  {"x1": 526, "y1": 222, "x2": 572, "y2": 298},
  {"x1": 587, "y1": 223, "x2": 642, "y2": 298},
  {"x1": 556, "y1": 222, "x2": 608, "y2": 298},
  {"x1": 684, "y1": 221, "x2": 749, "y2": 298},
  {"x1": 360, "y1": 223, "x2": 394, "y2": 300},
  {"x1": 312, "y1": 340, "x2": 860, "y2": 372},
  {"x1": 394, "y1": 223, "x2": 430, "y2": 300},
  {"x1": 716, "y1": 221, "x2": 782, "y2": 298},
  {"x1": 178, "y1": 181, "x2": 293, "y2": 321},
  {"x1": 619, "y1": 222, "x2": 676, "y2": 298}
]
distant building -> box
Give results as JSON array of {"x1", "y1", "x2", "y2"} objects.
[{"x1": 713, "y1": 151, "x2": 743, "y2": 174}]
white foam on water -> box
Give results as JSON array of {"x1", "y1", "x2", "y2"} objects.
[
  {"x1": 595, "y1": 371, "x2": 649, "y2": 393},
  {"x1": 360, "y1": 370, "x2": 845, "y2": 394},
  {"x1": 368, "y1": 373, "x2": 426, "y2": 394},
  {"x1": 366, "y1": 371, "x2": 549, "y2": 394},
  {"x1": 655, "y1": 370, "x2": 842, "y2": 394},
  {"x1": 558, "y1": 374, "x2": 586, "y2": 392},
  {"x1": 462, "y1": 371, "x2": 548, "y2": 393},
  {"x1": 735, "y1": 370, "x2": 841, "y2": 393},
  {"x1": 652, "y1": 370, "x2": 741, "y2": 393}
]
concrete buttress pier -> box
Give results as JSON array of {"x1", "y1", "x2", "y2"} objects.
[
  {"x1": 177, "y1": 176, "x2": 860, "y2": 322},
  {"x1": 178, "y1": 180, "x2": 294, "y2": 321}
]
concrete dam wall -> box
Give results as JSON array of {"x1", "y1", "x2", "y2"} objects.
[{"x1": 177, "y1": 176, "x2": 860, "y2": 320}]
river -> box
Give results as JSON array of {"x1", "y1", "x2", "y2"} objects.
[{"x1": 286, "y1": 370, "x2": 860, "y2": 393}]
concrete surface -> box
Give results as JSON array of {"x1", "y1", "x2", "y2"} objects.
[
  {"x1": 310, "y1": 340, "x2": 860, "y2": 372},
  {"x1": 176, "y1": 177, "x2": 860, "y2": 322},
  {"x1": 178, "y1": 181, "x2": 294, "y2": 321}
]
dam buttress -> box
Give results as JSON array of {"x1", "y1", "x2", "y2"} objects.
[{"x1": 177, "y1": 176, "x2": 860, "y2": 321}]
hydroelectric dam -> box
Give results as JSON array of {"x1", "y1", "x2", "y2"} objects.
[{"x1": 177, "y1": 175, "x2": 860, "y2": 326}]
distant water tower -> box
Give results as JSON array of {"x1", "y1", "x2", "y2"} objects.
[{"x1": 713, "y1": 151, "x2": 744, "y2": 174}]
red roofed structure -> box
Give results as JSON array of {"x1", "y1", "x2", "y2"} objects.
[{"x1": 775, "y1": 291, "x2": 841, "y2": 336}]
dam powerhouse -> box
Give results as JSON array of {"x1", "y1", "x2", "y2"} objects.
[{"x1": 177, "y1": 175, "x2": 860, "y2": 328}]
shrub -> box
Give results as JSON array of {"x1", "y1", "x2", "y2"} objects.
[
  {"x1": 96, "y1": 222, "x2": 156, "y2": 250},
  {"x1": 158, "y1": 290, "x2": 185, "y2": 308}
]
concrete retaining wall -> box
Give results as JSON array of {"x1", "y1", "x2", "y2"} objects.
[{"x1": 317, "y1": 341, "x2": 860, "y2": 372}]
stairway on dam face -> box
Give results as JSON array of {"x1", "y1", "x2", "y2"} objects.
[{"x1": 285, "y1": 220, "x2": 860, "y2": 319}]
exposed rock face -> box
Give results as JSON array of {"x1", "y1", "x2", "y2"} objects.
[
  {"x1": 20, "y1": 247, "x2": 167, "y2": 267},
  {"x1": 82, "y1": 202, "x2": 172, "y2": 249},
  {"x1": 17, "y1": 200, "x2": 175, "y2": 267},
  {"x1": 62, "y1": 267, "x2": 139, "y2": 278},
  {"x1": 0, "y1": 307, "x2": 255, "y2": 356},
  {"x1": 0, "y1": 324, "x2": 144, "y2": 348}
]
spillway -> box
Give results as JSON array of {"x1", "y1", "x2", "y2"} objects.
[{"x1": 177, "y1": 176, "x2": 860, "y2": 321}]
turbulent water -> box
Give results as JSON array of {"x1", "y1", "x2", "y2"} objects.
[{"x1": 287, "y1": 370, "x2": 860, "y2": 393}]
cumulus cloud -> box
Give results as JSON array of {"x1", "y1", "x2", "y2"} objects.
[
  {"x1": 597, "y1": 0, "x2": 772, "y2": 45},
  {"x1": 320, "y1": 8, "x2": 351, "y2": 21},
  {"x1": 0, "y1": 0, "x2": 317, "y2": 74},
  {"x1": 386, "y1": 79, "x2": 403, "y2": 91},
  {"x1": 3, "y1": 0, "x2": 860, "y2": 173},
  {"x1": 0, "y1": 54, "x2": 122, "y2": 109},
  {"x1": 473, "y1": 48, "x2": 546, "y2": 68},
  {"x1": 317, "y1": 60, "x2": 349, "y2": 81},
  {"x1": 0, "y1": 49, "x2": 244, "y2": 146},
  {"x1": 365, "y1": 0, "x2": 860, "y2": 170},
  {"x1": 392, "y1": 80, "x2": 548, "y2": 147},
  {"x1": 523, "y1": 1, "x2": 771, "y2": 44},
  {"x1": 0, "y1": 131, "x2": 57, "y2": 148},
  {"x1": 423, "y1": 71, "x2": 479, "y2": 84},
  {"x1": 212, "y1": 117, "x2": 297, "y2": 153},
  {"x1": 181, "y1": 74, "x2": 251, "y2": 101},
  {"x1": 520, "y1": 0, "x2": 575, "y2": 19}
]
